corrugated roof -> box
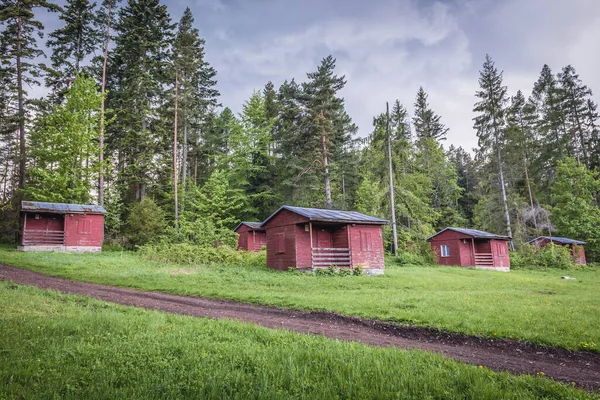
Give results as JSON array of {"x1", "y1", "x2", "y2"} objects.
[
  {"x1": 262, "y1": 205, "x2": 388, "y2": 226},
  {"x1": 233, "y1": 221, "x2": 264, "y2": 231},
  {"x1": 426, "y1": 227, "x2": 511, "y2": 241},
  {"x1": 528, "y1": 236, "x2": 587, "y2": 245},
  {"x1": 21, "y1": 201, "x2": 107, "y2": 214}
]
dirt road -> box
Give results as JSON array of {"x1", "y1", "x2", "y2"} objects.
[{"x1": 1, "y1": 263, "x2": 599, "y2": 390}]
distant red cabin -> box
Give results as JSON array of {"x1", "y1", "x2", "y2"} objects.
[
  {"x1": 260, "y1": 206, "x2": 388, "y2": 275},
  {"x1": 234, "y1": 222, "x2": 266, "y2": 252},
  {"x1": 528, "y1": 236, "x2": 587, "y2": 264},
  {"x1": 427, "y1": 227, "x2": 511, "y2": 271},
  {"x1": 19, "y1": 201, "x2": 106, "y2": 252}
]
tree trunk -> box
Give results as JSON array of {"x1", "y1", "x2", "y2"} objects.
[
  {"x1": 181, "y1": 118, "x2": 187, "y2": 213},
  {"x1": 320, "y1": 111, "x2": 332, "y2": 207},
  {"x1": 173, "y1": 72, "x2": 179, "y2": 228},
  {"x1": 98, "y1": 0, "x2": 113, "y2": 206},
  {"x1": 16, "y1": 16, "x2": 26, "y2": 190},
  {"x1": 386, "y1": 102, "x2": 398, "y2": 256},
  {"x1": 496, "y1": 136, "x2": 512, "y2": 244}
]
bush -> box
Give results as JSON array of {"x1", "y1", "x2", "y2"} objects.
[
  {"x1": 393, "y1": 242, "x2": 436, "y2": 266},
  {"x1": 139, "y1": 242, "x2": 266, "y2": 267},
  {"x1": 123, "y1": 198, "x2": 167, "y2": 248},
  {"x1": 511, "y1": 243, "x2": 575, "y2": 270}
]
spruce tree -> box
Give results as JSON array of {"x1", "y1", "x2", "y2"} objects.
[
  {"x1": 173, "y1": 7, "x2": 218, "y2": 195},
  {"x1": 413, "y1": 86, "x2": 448, "y2": 141},
  {"x1": 46, "y1": 0, "x2": 100, "y2": 98},
  {"x1": 301, "y1": 55, "x2": 356, "y2": 207},
  {"x1": 106, "y1": 0, "x2": 174, "y2": 203},
  {"x1": 0, "y1": 0, "x2": 60, "y2": 190},
  {"x1": 558, "y1": 65, "x2": 592, "y2": 166},
  {"x1": 473, "y1": 54, "x2": 512, "y2": 241}
]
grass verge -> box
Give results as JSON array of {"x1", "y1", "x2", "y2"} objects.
[
  {"x1": 0, "y1": 281, "x2": 596, "y2": 399},
  {"x1": 0, "y1": 247, "x2": 598, "y2": 351}
]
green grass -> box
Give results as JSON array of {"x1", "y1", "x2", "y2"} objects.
[
  {"x1": 0, "y1": 247, "x2": 599, "y2": 352},
  {"x1": 0, "y1": 281, "x2": 596, "y2": 399}
]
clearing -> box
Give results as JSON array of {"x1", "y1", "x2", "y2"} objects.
[
  {"x1": 1, "y1": 264, "x2": 599, "y2": 390},
  {"x1": 0, "y1": 248, "x2": 598, "y2": 351}
]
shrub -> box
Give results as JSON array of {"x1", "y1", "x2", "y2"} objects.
[
  {"x1": 511, "y1": 243, "x2": 575, "y2": 270},
  {"x1": 139, "y1": 242, "x2": 266, "y2": 267},
  {"x1": 393, "y1": 242, "x2": 436, "y2": 266},
  {"x1": 123, "y1": 198, "x2": 167, "y2": 248}
]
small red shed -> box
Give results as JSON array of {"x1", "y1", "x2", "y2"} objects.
[
  {"x1": 234, "y1": 222, "x2": 266, "y2": 252},
  {"x1": 260, "y1": 206, "x2": 388, "y2": 275},
  {"x1": 426, "y1": 227, "x2": 511, "y2": 271},
  {"x1": 19, "y1": 201, "x2": 106, "y2": 252},
  {"x1": 528, "y1": 236, "x2": 587, "y2": 264}
]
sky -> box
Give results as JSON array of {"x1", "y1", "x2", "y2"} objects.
[{"x1": 38, "y1": 0, "x2": 600, "y2": 151}]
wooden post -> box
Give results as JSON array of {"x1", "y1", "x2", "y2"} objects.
[
  {"x1": 386, "y1": 102, "x2": 398, "y2": 256},
  {"x1": 471, "y1": 237, "x2": 476, "y2": 267},
  {"x1": 22, "y1": 212, "x2": 27, "y2": 245},
  {"x1": 309, "y1": 222, "x2": 313, "y2": 268}
]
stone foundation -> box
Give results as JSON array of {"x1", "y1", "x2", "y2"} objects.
[
  {"x1": 18, "y1": 245, "x2": 102, "y2": 253},
  {"x1": 475, "y1": 266, "x2": 510, "y2": 272}
]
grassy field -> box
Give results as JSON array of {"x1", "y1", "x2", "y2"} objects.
[
  {"x1": 0, "y1": 247, "x2": 599, "y2": 352},
  {"x1": 0, "y1": 281, "x2": 596, "y2": 399}
]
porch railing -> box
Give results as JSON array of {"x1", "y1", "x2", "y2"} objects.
[
  {"x1": 22, "y1": 229, "x2": 65, "y2": 245},
  {"x1": 474, "y1": 253, "x2": 493, "y2": 267},
  {"x1": 311, "y1": 247, "x2": 352, "y2": 268}
]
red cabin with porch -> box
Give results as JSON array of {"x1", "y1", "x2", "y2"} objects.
[
  {"x1": 234, "y1": 222, "x2": 266, "y2": 252},
  {"x1": 260, "y1": 206, "x2": 388, "y2": 275},
  {"x1": 528, "y1": 236, "x2": 587, "y2": 264},
  {"x1": 427, "y1": 227, "x2": 511, "y2": 271},
  {"x1": 19, "y1": 201, "x2": 106, "y2": 252}
]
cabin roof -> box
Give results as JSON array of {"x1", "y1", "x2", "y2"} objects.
[
  {"x1": 262, "y1": 205, "x2": 388, "y2": 226},
  {"x1": 21, "y1": 201, "x2": 107, "y2": 215},
  {"x1": 528, "y1": 236, "x2": 587, "y2": 245},
  {"x1": 426, "y1": 227, "x2": 511, "y2": 241},
  {"x1": 233, "y1": 221, "x2": 264, "y2": 231}
]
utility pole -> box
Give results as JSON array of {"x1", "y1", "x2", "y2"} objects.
[
  {"x1": 173, "y1": 72, "x2": 179, "y2": 231},
  {"x1": 386, "y1": 102, "x2": 398, "y2": 256},
  {"x1": 98, "y1": 0, "x2": 114, "y2": 206}
]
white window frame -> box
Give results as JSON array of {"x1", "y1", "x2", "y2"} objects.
[{"x1": 440, "y1": 244, "x2": 450, "y2": 257}]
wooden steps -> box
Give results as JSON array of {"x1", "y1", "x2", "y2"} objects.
[{"x1": 312, "y1": 247, "x2": 352, "y2": 268}]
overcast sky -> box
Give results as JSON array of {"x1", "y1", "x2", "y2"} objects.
[{"x1": 39, "y1": 0, "x2": 600, "y2": 151}]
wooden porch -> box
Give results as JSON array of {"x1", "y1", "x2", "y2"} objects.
[
  {"x1": 311, "y1": 247, "x2": 352, "y2": 268},
  {"x1": 474, "y1": 253, "x2": 493, "y2": 267}
]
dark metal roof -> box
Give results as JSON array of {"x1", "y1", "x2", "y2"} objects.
[
  {"x1": 21, "y1": 201, "x2": 107, "y2": 214},
  {"x1": 233, "y1": 221, "x2": 264, "y2": 232},
  {"x1": 262, "y1": 205, "x2": 388, "y2": 226},
  {"x1": 426, "y1": 227, "x2": 511, "y2": 241},
  {"x1": 528, "y1": 236, "x2": 587, "y2": 245}
]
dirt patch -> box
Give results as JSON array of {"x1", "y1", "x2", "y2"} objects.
[
  {"x1": 1, "y1": 263, "x2": 599, "y2": 391},
  {"x1": 168, "y1": 268, "x2": 196, "y2": 275}
]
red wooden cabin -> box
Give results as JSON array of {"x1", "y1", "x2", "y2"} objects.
[
  {"x1": 234, "y1": 222, "x2": 266, "y2": 252},
  {"x1": 19, "y1": 201, "x2": 106, "y2": 252},
  {"x1": 260, "y1": 206, "x2": 388, "y2": 275},
  {"x1": 528, "y1": 236, "x2": 587, "y2": 264},
  {"x1": 427, "y1": 227, "x2": 511, "y2": 271}
]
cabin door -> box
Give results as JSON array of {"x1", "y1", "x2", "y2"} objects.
[{"x1": 316, "y1": 229, "x2": 332, "y2": 248}]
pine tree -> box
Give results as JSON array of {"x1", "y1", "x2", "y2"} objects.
[
  {"x1": 584, "y1": 99, "x2": 600, "y2": 169},
  {"x1": 413, "y1": 86, "x2": 448, "y2": 141},
  {"x1": 173, "y1": 7, "x2": 218, "y2": 196},
  {"x1": 558, "y1": 65, "x2": 592, "y2": 166},
  {"x1": 0, "y1": 0, "x2": 60, "y2": 190},
  {"x1": 300, "y1": 55, "x2": 357, "y2": 207},
  {"x1": 473, "y1": 54, "x2": 512, "y2": 241},
  {"x1": 46, "y1": 0, "x2": 101, "y2": 99},
  {"x1": 106, "y1": 0, "x2": 175, "y2": 203},
  {"x1": 530, "y1": 64, "x2": 567, "y2": 182}
]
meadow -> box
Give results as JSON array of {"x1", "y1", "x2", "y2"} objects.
[
  {"x1": 0, "y1": 281, "x2": 596, "y2": 399},
  {"x1": 0, "y1": 247, "x2": 598, "y2": 352}
]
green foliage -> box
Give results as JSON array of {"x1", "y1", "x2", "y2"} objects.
[
  {"x1": 551, "y1": 158, "x2": 600, "y2": 261},
  {"x1": 124, "y1": 197, "x2": 167, "y2": 248},
  {"x1": 139, "y1": 242, "x2": 266, "y2": 267},
  {"x1": 24, "y1": 75, "x2": 103, "y2": 204},
  {"x1": 510, "y1": 243, "x2": 575, "y2": 270}
]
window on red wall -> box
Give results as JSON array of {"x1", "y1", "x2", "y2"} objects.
[
  {"x1": 77, "y1": 219, "x2": 91, "y2": 235},
  {"x1": 360, "y1": 231, "x2": 372, "y2": 251},
  {"x1": 441, "y1": 244, "x2": 450, "y2": 257},
  {"x1": 275, "y1": 233, "x2": 285, "y2": 254}
]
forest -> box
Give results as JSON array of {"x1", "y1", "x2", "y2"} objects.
[{"x1": 1, "y1": 0, "x2": 599, "y2": 261}]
